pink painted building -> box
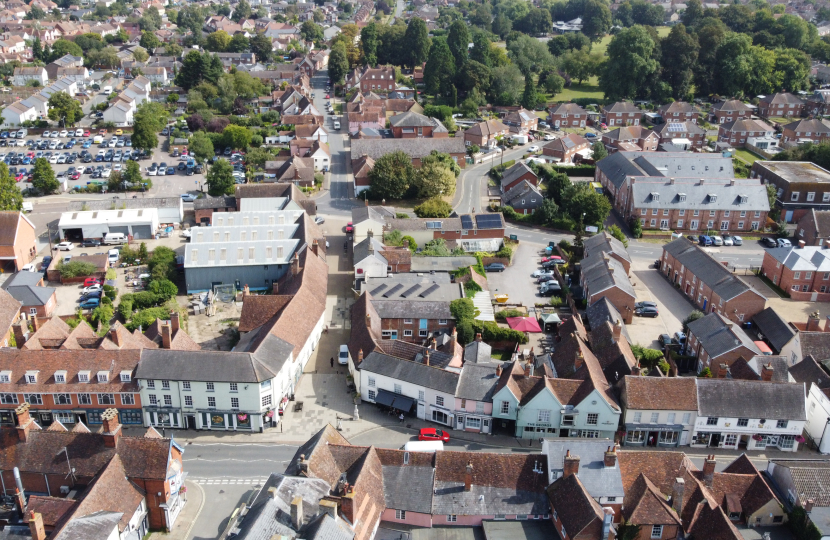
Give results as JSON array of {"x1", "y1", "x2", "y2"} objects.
[{"x1": 454, "y1": 337, "x2": 498, "y2": 433}]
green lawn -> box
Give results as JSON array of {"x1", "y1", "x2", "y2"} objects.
[
  {"x1": 734, "y1": 148, "x2": 763, "y2": 165},
  {"x1": 550, "y1": 81, "x2": 604, "y2": 103}
]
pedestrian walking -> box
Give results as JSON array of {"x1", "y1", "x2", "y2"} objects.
[
  {"x1": 399, "y1": 413, "x2": 404, "y2": 423},
  {"x1": 330, "y1": 357, "x2": 334, "y2": 368}
]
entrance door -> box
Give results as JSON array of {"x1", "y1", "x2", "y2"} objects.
[
  {"x1": 703, "y1": 298, "x2": 708, "y2": 311},
  {"x1": 680, "y1": 431, "x2": 689, "y2": 445},
  {"x1": 785, "y1": 210, "x2": 794, "y2": 222},
  {"x1": 710, "y1": 433, "x2": 721, "y2": 447},
  {"x1": 390, "y1": 331, "x2": 398, "y2": 340},
  {"x1": 417, "y1": 401, "x2": 425, "y2": 419},
  {"x1": 456, "y1": 415, "x2": 464, "y2": 430},
  {"x1": 75, "y1": 412, "x2": 87, "y2": 425},
  {"x1": 648, "y1": 432, "x2": 659, "y2": 446},
  {"x1": 186, "y1": 415, "x2": 196, "y2": 430},
  {"x1": 483, "y1": 419, "x2": 490, "y2": 434}
]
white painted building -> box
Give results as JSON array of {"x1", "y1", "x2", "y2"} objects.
[
  {"x1": 12, "y1": 67, "x2": 47, "y2": 87},
  {"x1": 1, "y1": 101, "x2": 36, "y2": 126},
  {"x1": 102, "y1": 97, "x2": 135, "y2": 126},
  {"x1": 790, "y1": 355, "x2": 830, "y2": 454}
]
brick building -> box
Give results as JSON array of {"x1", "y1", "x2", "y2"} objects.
[
  {"x1": 0, "y1": 212, "x2": 36, "y2": 272},
  {"x1": 345, "y1": 65, "x2": 396, "y2": 93},
  {"x1": 503, "y1": 108, "x2": 538, "y2": 133},
  {"x1": 580, "y1": 253, "x2": 636, "y2": 324},
  {"x1": 795, "y1": 209, "x2": 830, "y2": 246},
  {"x1": 463, "y1": 119, "x2": 508, "y2": 149},
  {"x1": 550, "y1": 102, "x2": 587, "y2": 129},
  {"x1": 389, "y1": 111, "x2": 448, "y2": 138},
  {"x1": 583, "y1": 231, "x2": 632, "y2": 274},
  {"x1": 651, "y1": 121, "x2": 706, "y2": 150},
  {"x1": 758, "y1": 92, "x2": 805, "y2": 119},
  {"x1": 499, "y1": 161, "x2": 538, "y2": 192},
  {"x1": 542, "y1": 133, "x2": 590, "y2": 163},
  {"x1": 661, "y1": 238, "x2": 767, "y2": 322},
  {"x1": 709, "y1": 99, "x2": 752, "y2": 123},
  {"x1": 601, "y1": 101, "x2": 642, "y2": 127},
  {"x1": 781, "y1": 118, "x2": 830, "y2": 145},
  {"x1": 383, "y1": 213, "x2": 505, "y2": 251},
  {"x1": 601, "y1": 126, "x2": 658, "y2": 152},
  {"x1": 717, "y1": 119, "x2": 775, "y2": 147},
  {"x1": 750, "y1": 160, "x2": 830, "y2": 223},
  {"x1": 761, "y1": 241, "x2": 830, "y2": 301},
  {"x1": 686, "y1": 312, "x2": 762, "y2": 373},
  {"x1": 365, "y1": 276, "x2": 460, "y2": 342},
  {"x1": 657, "y1": 101, "x2": 700, "y2": 123}
]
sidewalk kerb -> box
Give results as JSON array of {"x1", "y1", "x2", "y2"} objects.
[{"x1": 182, "y1": 480, "x2": 204, "y2": 540}]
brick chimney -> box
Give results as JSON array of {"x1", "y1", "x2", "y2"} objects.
[
  {"x1": 761, "y1": 363, "x2": 774, "y2": 382},
  {"x1": 806, "y1": 498, "x2": 815, "y2": 513},
  {"x1": 717, "y1": 363, "x2": 729, "y2": 379},
  {"x1": 703, "y1": 455, "x2": 716, "y2": 487},
  {"x1": 291, "y1": 495, "x2": 304, "y2": 530},
  {"x1": 12, "y1": 321, "x2": 27, "y2": 349},
  {"x1": 808, "y1": 311, "x2": 822, "y2": 331},
  {"x1": 311, "y1": 239, "x2": 319, "y2": 256},
  {"x1": 563, "y1": 450, "x2": 580, "y2": 478},
  {"x1": 612, "y1": 320, "x2": 622, "y2": 341},
  {"x1": 15, "y1": 403, "x2": 34, "y2": 443},
  {"x1": 28, "y1": 511, "x2": 45, "y2": 540},
  {"x1": 825, "y1": 240, "x2": 830, "y2": 250},
  {"x1": 449, "y1": 327, "x2": 457, "y2": 349},
  {"x1": 402, "y1": 239, "x2": 409, "y2": 249},
  {"x1": 672, "y1": 478, "x2": 685, "y2": 515},
  {"x1": 319, "y1": 499, "x2": 337, "y2": 521},
  {"x1": 109, "y1": 327, "x2": 121, "y2": 348},
  {"x1": 575, "y1": 350, "x2": 584, "y2": 370},
  {"x1": 799, "y1": 240, "x2": 806, "y2": 249},
  {"x1": 171, "y1": 312, "x2": 180, "y2": 335},
  {"x1": 496, "y1": 364, "x2": 502, "y2": 376},
  {"x1": 475, "y1": 333, "x2": 482, "y2": 342},
  {"x1": 15, "y1": 488, "x2": 25, "y2": 518},
  {"x1": 161, "y1": 323, "x2": 172, "y2": 349},
  {"x1": 272, "y1": 281, "x2": 280, "y2": 294},
  {"x1": 101, "y1": 408, "x2": 122, "y2": 448},
  {"x1": 340, "y1": 488, "x2": 356, "y2": 524},
  {"x1": 31, "y1": 316, "x2": 40, "y2": 333},
  {"x1": 603, "y1": 445, "x2": 617, "y2": 468},
  {"x1": 464, "y1": 462, "x2": 473, "y2": 491},
  {"x1": 291, "y1": 252, "x2": 300, "y2": 276},
  {"x1": 631, "y1": 363, "x2": 641, "y2": 376}
]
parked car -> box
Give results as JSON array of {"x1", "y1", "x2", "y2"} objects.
[
  {"x1": 711, "y1": 236, "x2": 724, "y2": 246},
  {"x1": 40, "y1": 256, "x2": 52, "y2": 271},
  {"x1": 762, "y1": 237, "x2": 778, "y2": 248},
  {"x1": 79, "y1": 298, "x2": 100, "y2": 309},
  {"x1": 537, "y1": 274, "x2": 555, "y2": 283},
  {"x1": 484, "y1": 263, "x2": 506, "y2": 272},
  {"x1": 56, "y1": 241, "x2": 74, "y2": 251},
  {"x1": 314, "y1": 216, "x2": 325, "y2": 225},
  {"x1": 338, "y1": 344, "x2": 349, "y2": 365},
  {"x1": 84, "y1": 277, "x2": 101, "y2": 287},
  {"x1": 418, "y1": 427, "x2": 450, "y2": 442},
  {"x1": 181, "y1": 193, "x2": 198, "y2": 202},
  {"x1": 531, "y1": 269, "x2": 554, "y2": 278},
  {"x1": 635, "y1": 301, "x2": 657, "y2": 310},
  {"x1": 82, "y1": 284, "x2": 103, "y2": 294},
  {"x1": 81, "y1": 239, "x2": 101, "y2": 247},
  {"x1": 722, "y1": 235, "x2": 734, "y2": 246},
  {"x1": 777, "y1": 238, "x2": 792, "y2": 248},
  {"x1": 345, "y1": 221, "x2": 353, "y2": 233},
  {"x1": 658, "y1": 334, "x2": 673, "y2": 350},
  {"x1": 698, "y1": 235, "x2": 713, "y2": 246},
  {"x1": 673, "y1": 331, "x2": 687, "y2": 345},
  {"x1": 635, "y1": 306, "x2": 659, "y2": 317},
  {"x1": 731, "y1": 236, "x2": 743, "y2": 246}
]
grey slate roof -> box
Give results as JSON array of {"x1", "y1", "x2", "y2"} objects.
[
  {"x1": 789, "y1": 355, "x2": 830, "y2": 390},
  {"x1": 53, "y1": 510, "x2": 123, "y2": 540},
  {"x1": 630, "y1": 179, "x2": 769, "y2": 211},
  {"x1": 431, "y1": 481, "x2": 549, "y2": 516},
  {"x1": 500, "y1": 162, "x2": 537, "y2": 189},
  {"x1": 463, "y1": 340, "x2": 492, "y2": 364},
  {"x1": 381, "y1": 466, "x2": 434, "y2": 513},
  {"x1": 696, "y1": 378, "x2": 807, "y2": 420},
  {"x1": 752, "y1": 307, "x2": 796, "y2": 353},
  {"x1": 596, "y1": 151, "x2": 736, "y2": 190},
  {"x1": 371, "y1": 300, "x2": 452, "y2": 319},
  {"x1": 765, "y1": 245, "x2": 830, "y2": 272},
  {"x1": 351, "y1": 205, "x2": 396, "y2": 225},
  {"x1": 359, "y1": 351, "x2": 460, "y2": 394},
  {"x1": 354, "y1": 237, "x2": 387, "y2": 265},
  {"x1": 585, "y1": 297, "x2": 631, "y2": 343},
  {"x1": 581, "y1": 254, "x2": 635, "y2": 299},
  {"x1": 800, "y1": 332, "x2": 830, "y2": 363},
  {"x1": 362, "y1": 275, "x2": 461, "y2": 302},
  {"x1": 502, "y1": 179, "x2": 543, "y2": 206},
  {"x1": 1, "y1": 272, "x2": 53, "y2": 306},
  {"x1": 663, "y1": 238, "x2": 763, "y2": 301},
  {"x1": 389, "y1": 111, "x2": 436, "y2": 128},
  {"x1": 583, "y1": 231, "x2": 631, "y2": 265},
  {"x1": 193, "y1": 196, "x2": 235, "y2": 210},
  {"x1": 542, "y1": 439, "x2": 625, "y2": 499},
  {"x1": 596, "y1": 151, "x2": 646, "y2": 190},
  {"x1": 351, "y1": 137, "x2": 466, "y2": 161},
  {"x1": 455, "y1": 362, "x2": 499, "y2": 401},
  {"x1": 686, "y1": 312, "x2": 760, "y2": 359}
]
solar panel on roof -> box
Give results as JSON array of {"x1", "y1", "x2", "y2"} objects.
[
  {"x1": 383, "y1": 284, "x2": 404, "y2": 298},
  {"x1": 668, "y1": 123, "x2": 685, "y2": 132},
  {"x1": 475, "y1": 214, "x2": 503, "y2": 229},
  {"x1": 461, "y1": 215, "x2": 474, "y2": 230},
  {"x1": 419, "y1": 283, "x2": 440, "y2": 298},
  {"x1": 400, "y1": 284, "x2": 421, "y2": 298},
  {"x1": 370, "y1": 283, "x2": 388, "y2": 296}
]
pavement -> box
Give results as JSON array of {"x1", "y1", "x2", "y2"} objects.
[{"x1": 146, "y1": 480, "x2": 204, "y2": 540}]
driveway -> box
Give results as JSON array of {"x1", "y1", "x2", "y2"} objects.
[
  {"x1": 486, "y1": 243, "x2": 546, "y2": 309},
  {"x1": 629, "y1": 260, "x2": 694, "y2": 349}
]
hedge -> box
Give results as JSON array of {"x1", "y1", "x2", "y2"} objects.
[
  {"x1": 488, "y1": 160, "x2": 517, "y2": 181},
  {"x1": 548, "y1": 164, "x2": 596, "y2": 177},
  {"x1": 58, "y1": 261, "x2": 97, "y2": 278}
]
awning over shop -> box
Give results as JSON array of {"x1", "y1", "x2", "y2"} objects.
[{"x1": 375, "y1": 389, "x2": 415, "y2": 412}]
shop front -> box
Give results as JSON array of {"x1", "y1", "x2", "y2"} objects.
[
  {"x1": 624, "y1": 424, "x2": 687, "y2": 447},
  {"x1": 691, "y1": 431, "x2": 800, "y2": 452},
  {"x1": 455, "y1": 414, "x2": 491, "y2": 434},
  {"x1": 519, "y1": 422, "x2": 558, "y2": 439},
  {"x1": 197, "y1": 410, "x2": 258, "y2": 431},
  {"x1": 146, "y1": 409, "x2": 183, "y2": 429}
]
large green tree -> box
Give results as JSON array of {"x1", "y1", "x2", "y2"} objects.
[
  {"x1": 139, "y1": 31, "x2": 161, "y2": 50},
  {"x1": 424, "y1": 38, "x2": 455, "y2": 102},
  {"x1": 489, "y1": 64, "x2": 524, "y2": 105},
  {"x1": 31, "y1": 158, "x2": 59, "y2": 194},
  {"x1": 521, "y1": 75, "x2": 539, "y2": 109},
  {"x1": 715, "y1": 33, "x2": 776, "y2": 97},
  {"x1": 206, "y1": 30, "x2": 231, "y2": 52},
  {"x1": 692, "y1": 17, "x2": 728, "y2": 96},
  {"x1": 206, "y1": 159, "x2": 235, "y2": 196},
  {"x1": 122, "y1": 160, "x2": 142, "y2": 188},
  {"x1": 600, "y1": 25, "x2": 659, "y2": 101},
  {"x1": 360, "y1": 22, "x2": 378, "y2": 66},
  {"x1": 660, "y1": 24, "x2": 699, "y2": 100},
  {"x1": 249, "y1": 33, "x2": 272, "y2": 63},
  {"x1": 48, "y1": 39, "x2": 82, "y2": 61},
  {"x1": 189, "y1": 131, "x2": 214, "y2": 164},
  {"x1": 367, "y1": 151, "x2": 415, "y2": 200},
  {"x1": 231, "y1": 0, "x2": 251, "y2": 22},
  {"x1": 329, "y1": 42, "x2": 350, "y2": 84},
  {"x1": 404, "y1": 18, "x2": 430, "y2": 69},
  {"x1": 560, "y1": 49, "x2": 603, "y2": 84},
  {"x1": 447, "y1": 20, "x2": 470, "y2": 70},
  {"x1": 507, "y1": 34, "x2": 554, "y2": 75},
  {"x1": 0, "y1": 164, "x2": 22, "y2": 210},
  {"x1": 412, "y1": 160, "x2": 455, "y2": 198},
  {"x1": 300, "y1": 21, "x2": 324, "y2": 43},
  {"x1": 228, "y1": 34, "x2": 249, "y2": 53},
  {"x1": 47, "y1": 91, "x2": 83, "y2": 126},
  {"x1": 775, "y1": 48, "x2": 811, "y2": 91},
  {"x1": 132, "y1": 102, "x2": 168, "y2": 154},
  {"x1": 223, "y1": 125, "x2": 252, "y2": 150},
  {"x1": 582, "y1": 0, "x2": 612, "y2": 42}
]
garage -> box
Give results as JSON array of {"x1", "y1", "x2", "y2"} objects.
[
  {"x1": 59, "y1": 208, "x2": 160, "y2": 241},
  {"x1": 132, "y1": 225, "x2": 153, "y2": 239},
  {"x1": 108, "y1": 226, "x2": 130, "y2": 236}
]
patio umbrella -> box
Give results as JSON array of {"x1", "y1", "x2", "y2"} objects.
[{"x1": 506, "y1": 317, "x2": 543, "y2": 333}]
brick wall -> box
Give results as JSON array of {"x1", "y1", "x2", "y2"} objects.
[{"x1": 381, "y1": 318, "x2": 453, "y2": 342}]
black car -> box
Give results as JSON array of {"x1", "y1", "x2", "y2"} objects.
[
  {"x1": 635, "y1": 301, "x2": 657, "y2": 310},
  {"x1": 658, "y1": 334, "x2": 673, "y2": 350},
  {"x1": 484, "y1": 263, "x2": 505, "y2": 272},
  {"x1": 686, "y1": 235, "x2": 699, "y2": 242},
  {"x1": 762, "y1": 237, "x2": 778, "y2": 248},
  {"x1": 177, "y1": 161, "x2": 186, "y2": 170},
  {"x1": 79, "y1": 290, "x2": 103, "y2": 302},
  {"x1": 41, "y1": 255, "x2": 52, "y2": 271},
  {"x1": 82, "y1": 239, "x2": 101, "y2": 247},
  {"x1": 635, "y1": 306, "x2": 659, "y2": 318}
]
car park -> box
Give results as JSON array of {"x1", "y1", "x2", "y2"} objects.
[
  {"x1": 731, "y1": 236, "x2": 743, "y2": 246},
  {"x1": 698, "y1": 235, "x2": 713, "y2": 246},
  {"x1": 711, "y1": 236, "x2": 724, "y2": 246},
  {"x1": 722, "y1": 235, "x2": 734, "y2": 246}
]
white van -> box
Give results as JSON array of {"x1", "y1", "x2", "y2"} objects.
[
  {"x1": 102, "y1": 86, "x2": 112, "y2": 95},
  {"x1": 21, "y1": 202, "x2": 32, "y2": 213},
  {"x1": 93, "y1": 135, "x2": 103, "y2": 144},
  {"x1": 103, "y1": 232, "x2": 126, "y2": 245},
  {"x1": 107, "y1": 249, "x2": 119, "y2": 264},
  {"x1": 403, "y1": 441, "x2": 444, "y2": 452}
]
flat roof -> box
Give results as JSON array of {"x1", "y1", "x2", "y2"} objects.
[{"x1": 756, "y1": 161, "x2": 830, "y2": 183}]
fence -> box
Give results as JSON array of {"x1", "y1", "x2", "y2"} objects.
[{"x1": 744, "y1": 142, "x2": 776, "y2": 160}]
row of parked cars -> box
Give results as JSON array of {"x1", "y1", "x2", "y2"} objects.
[{"x1": 688, "y1": 234, "x2": 744, "y2": 246}]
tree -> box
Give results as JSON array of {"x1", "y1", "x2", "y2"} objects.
[
  {"x1": 167, "y1": 93, "x2": 180, "y2": 105},
  {"x1": 404, "y1": 18, "x2": 430, "y2": 69},
  {"x1": 0, "y1": 164, "x2": 21, "y2": 211},
  {"x1": 122, "y1": 160, "x2": 142, "y2": 188},
  {"x1": 507, "y1": 34, "x2": 554, "y2": 75},
  {"x1": 223, "y1": 125, "x2": 252, "y2": 150},
  {"x1": 360, "y1": 23, "x2": 378, "y2": 66},
  {"x1": 492, "y1": 13, "x2": 512, "y2": 39},
  {"x1": 489, "y1": 64, "x2": 524, "y2": 105},
  {"x1": 329, "y1": 42, "x2": 350, "y2": 84},
  {"x1": 249, "y1": 33, "x2": 272, "y2": 63},
  {"x1": 132, "y1": 102, "x2": 168, "y2": 153},
  {"x1": 562, "y1": 182, "x2": 612, "y2": 225},
  {"x1": 228, "y1": 33, "x2": 249, "y2": 53},
  {"x1": 47, "y1": 91, "x2": 84, "y2": 126},
  {"x1": 48, "y1": 39, "x2": 83, "y2": 61},
  {"x1": 547, "y1": 35, "x2": 570, "y2": 56},
  {"x1": 414, "y1": 198, "x2": 453, "y2": 217},
  {"x1": 190, "y1": 132, "x2": 215, "y2": 165},
  {"x1": 186, "y1": 113, "x2": 205, "y2": 132},
  {"x1": 560, "y1": 49, "x2": 602, "y2": 84},
  {"x1": 692, "y1": 18, "x2": 727, "y2": 96},
  {"x1": 582, "y1": 0, "x2": 612, "y2": 41},
  {"x1": 206, "y1": 159, "x2": 235, "y2": 196},
  {"x1": 516, "y1": 7, "x2": 552, "y2": 36},
  {"x1": 206, "y1": 30, "x2": 231, "y2": 52},
  {"x1": 367, "y1": 151, "x2": 415, "y2": 200},
  {"x1": 176, "y1": 50, "x2": 206, "y2": 90},
  {"x1": 682, "y1": 310, "x2": 704, "y2": 333},
  {"x1": 775, "y1": 48, "x2": 811, "y2": 92},
  {"x1": 591, "y1": 141, "x2": 608, "y2": 161},
  {"x1": 470, "y1": 2, "x2": 492, "y2": 29},
  {"x1": 132, "y1": 47, "x2": 149, "y2": 63},
  {"x1": 424, "y1": 38, "x2": 456, "y2": 102},
  {"x1": 26, "y1": 5, "x2": 46, "y2": 19},
  {"x1": 447, "y1": 20, "x2": 470, "y2": 69},
  {"x1": 470, "y1": 33, "x2": 491, "y2": 66},
  {"x1": 631, "y1": 0, "x2": 664, "y2": 26},
  {"x1": 139, "y1": 31, "x2": 161, "y2": 50},
  {"x1": 85, "y1": 46, "x2": 120, "y2": 69},
  {"x1": 412, "y1": 160, "x2": 455, "y2": 198},
  {"x1": 31, "y1": 158, "x2": 59, "y2": 194},
  {"x1": 681, "y1": 0, "x2": 703, "y2": 27},
  {"x1": 660, "y1": 24, "x2": 699, "y2": 100},
  {"x1": 521, "y1": 75, "x2": 539, "y2": 109},
  {"x1": 542, "y1": 71, "x2": 565, "y2": 94},
  {"x1": 217, "y1": 3, "x2": 231, "y2": 16},
  {"x1": 715, "y1": 33, "x2": 776, "y2": 97},
  {"x1": 231, "y1": 0, "x2": 251, "y2": 22},
  {"x1": 600, "y1": 25, "x2": 659, "y2": 101},
  {"x1": 32, "y1": 38, "x2": 43, "y2": 63},
  {"x1": 300, "y1": 21, "x2": 324, "y2": 43},
  {"x1": 459, "y1": 60, "x2": 491, "y2": 93}
]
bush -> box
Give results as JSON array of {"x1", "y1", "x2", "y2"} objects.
[
  {"x1": 450, "y1": 298, "x2": 476, "y2": 322},
  {"x1": 698, "y1": 367, "x2": 712, "y2": 378},
  {"x1": 495, "y1": 308, "x2": 524, "y2": 321},
  {"x1": 148, "y1": 279, "x2": 178, "y2": 300},
  {"x1": 547, "y1": 164, "x2": 595, "y2": 177},
  {"x1": 131, "y1": 291, "x2": 162, "y2": 310},
  {"x1": 488, "y1": 160, "x2": 516, "y2": 181},
  {"x1": 464, "y1": 279, "x2": 482, "y2": 295},
  {"x1": 58, "y1": 261, "x2": 97, "y2": 278},
  {"x1": 402, "y1": 235, "x2": 417, "y2": 252},
  {"x1": 103, "y1": 284, "x2": 117, "y2": 300},
  {"x1": 608, "y1": 224, "x2": 628, "y2": 247},
  {"x1": 682, "y1": 310, "x2": 704, "y2": 333},
  {"x1": 470, "y1": 319, "x2": 528, "y2": 344},
  {"x1": 126, "y1": 307, "x2": 171, "y2": 331},
  {"x1": 414, "y1": 198, "x2": 452, "y2": 218},
  {"x1": 631, "y1": 344, "x2": 664, "y2": 369},
  {"x1": 118, "y1": 297, "x2": 133, "y2": 320},
  {"x1": 549, "y1": 296, "x2": 563, "y2": 307},
  {"x1": 628, "y1": 216, "x2": 643, "y2": 239},
  {"x1": 559, "y1": 239, "x2": 571, "y2": 250},
  {"x1": 101, "y1": 296, "x2": 113, "y2": 306},
  {"x1": 395, "y1": 212, "x2": 410, "y2": 219},
  {"x1": 90, "y1": 304, "x2": 113, "y2": 330},
  {"x1": 495, "y1": 243, "x2": 513, "y2": 259}
]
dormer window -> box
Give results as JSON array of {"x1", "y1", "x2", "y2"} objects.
[
  {"x1": 79, "y1": 371, "x2": 90, "y2": 383},
  {"x1": 120, "y1": 371, "x2": 132, "y2": 382},
  {"x1": 25, "y1": 371, "x2": 38, "y2": 384},
  {"x1": 678, "y1": 193, "x2": 687, "y2": 202},
  {"x1": 97, "y1": 371, "x2": 109, "y2": 383},
  {"x1": 709, "y1": 194, "x2": 717, "y2": 202},
  {"x1": 739, "y1": 195, "x2": 748, "y2": 204},
  {"x1": 54, "y1": 370, "x2": 67, "y2": 384},
  {"x1": 651, "y1": 192, "x2": 659, "y2": 202},
  {"x1": 0, "y1": 371, "x2": 10, "y2": 383}
]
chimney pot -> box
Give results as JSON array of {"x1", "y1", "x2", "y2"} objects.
[
  {"x1": 15, "y1": 488, "x2": 25, "y2": 520},
  {"x1": 496, "y1": 364, "x2": 503, "y2": 376},
  {"x1": 612, "y1": 320, "x2": 622, "y2": 341},
  {"x1": 799, "y1": 240, "x2": 807, "y2": 249},
  {"x1": 101, "y1": 408, "x2": 122, "y2": 447},
  {"x1": 475, "y1": 333, "x2": 482, "y2": 342},
  {"x1": 464, "y1": 462, "x2": 473, "y2": 491},
  {"x1": 15, "y1": 403, "x2": 33, "y2": 443},
  {"x1": 717, "y1": 363, "x2": 728, "y2": 379},
  {"x1": 161, "y1": 323, "x2": 172, "y2": 349},
  {"x1": 703, "y1": 455, "x2": 716, "y2": 487},
  {"x1": 170, "y1": 311, "x2": 180, "y2": 334},
  {"x1": 358, "y1": 349, "x2": 364, "y2": 362},
  {"x1": 806, "y1": 498, "x2": 815, "y2": 513},
  {"x1": 604, "y1": 445, "x2": 617, "y2": 468},
  {"x1": 564, "y1": 451, "x2": 580, "y2": 478},
  {"x1": 425, "y1": 350, "x2": 430, "y2": 366},
  {"x1": 808, "y1": 311, "x2": 822, "y2": 332},
  {"x1": 761, "y1": 363, "x2": 774, "y2": 382},
  {"x1": 291, "y1": 495, "x2": 304, "y2": 530}
]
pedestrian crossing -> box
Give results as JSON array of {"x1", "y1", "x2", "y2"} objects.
[{"x1": 191, "y1": 477, "x2": 270, "y2": 485}]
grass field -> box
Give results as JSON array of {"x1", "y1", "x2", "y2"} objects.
[
  {"x1": 734, "y1": 148, "x2": 763, "y2": 165},
  {"x1": 550, "y1": 80, "x2": 603, "y2": 103}
]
